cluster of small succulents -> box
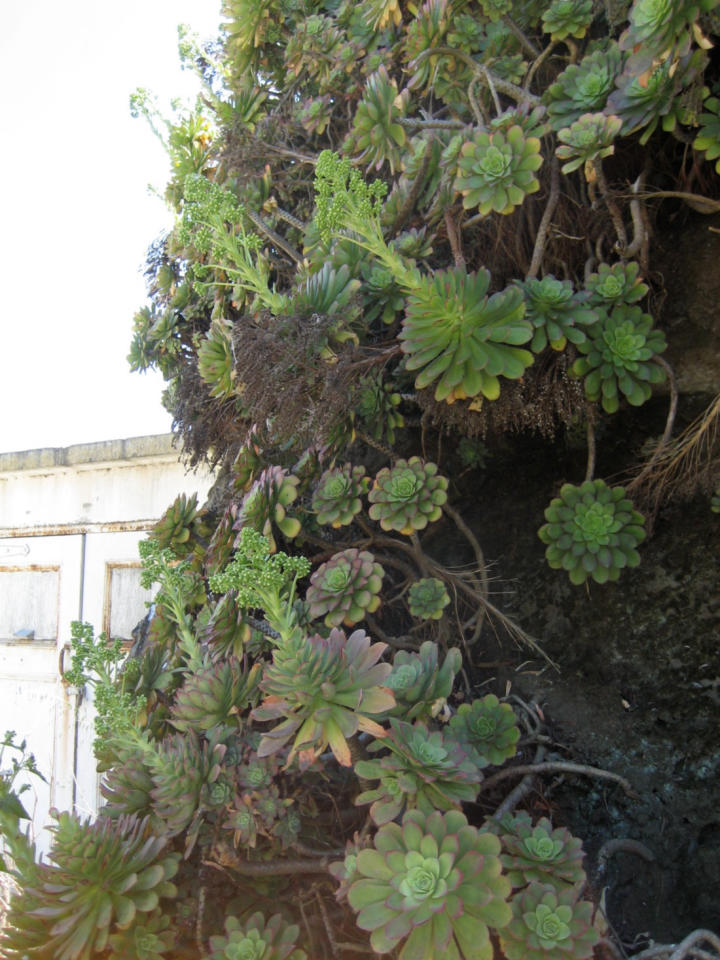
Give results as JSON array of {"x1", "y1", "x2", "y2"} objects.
[
  {"x1": 306, "y1": 548, "x2": 385, "y2": 626},
  {"x1": 368, "y1": 458, "x2": 448, "y2": 534},
  {"x1": 538, "y1": 480, "x2": 646, "y2": 585}
]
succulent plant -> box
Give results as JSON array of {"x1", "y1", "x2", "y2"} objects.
[
  {"x1": 236, "y1": 467, "x2": 302, "y2": 549},
  {"x1": 200, "y1": 592, "x2": 253, "y2": 659},
  {"x1": 496, "y1": 811, "x2": 587, "y2": 888},
  {"x1": 101, "y1": 746, "x2": 155, "y2": 819},
  {"x1": 555, "y1": 112, "x2": 622, "y2": 174},
  {"x1": 619, "y1": 0, "x2": 708, "y2": 61},
  {"x1": 368, "y1": 457, "x2": 448, "y2": 534},
  {"x1": 207, "y1": 911, "x2": 307, "y2": 960},
  {"x1": 347, "y1": 808, "x2": 511, "y2": 959},
  {"x1": 584, "y1": 261, "x2": 649, "y2": 308},
  {"x1": 384, "y1": 641, "x2": 462, "y2": 720},
  {"x1": 362, "y1": 0, "x2": 403, "y2": 31},
  {"x1": 197, "y1": 318, "x2": 236, "y2": 400},
  {"x1": 253, "y1": 627, "x2": 394, "y2": 766},
  {"x1": 499, "y1": 882, "x2": 599, "y2": 960},
  {"x1": 292, "y1": 262, "x2": 362, "y2": 327},
  {"x1": 399, "y1": 268, "x2": 533, "y2": 403},
  {"x1": 363, "y1": 264, "x2": 406, "y2": 326},
  {"x1": 694, "y1": 96, "x2": 720, "y2": 173},
  {"x1": 347, "y1": 66, "x2": 409, "y2": 173},
  {"x1": 538, "y1": 479, "x2": 647, "y2": 585},
  {"x1": 1, "y1": 812, "x2": 179, "y2": 960},
  {"x1": 517, "y1": 276, "x2": 598, "y2": 352},
  {"x1": 355, "y1": 719, "x2": 482, "y2": 823},
  {"x1": 147, "y1": 732, "x2": 221, "y2": 841},
  {"x1": 312, "y1": 464, "x2": 370, "y2": 528},
  {"x1": 106, "y1": 908, "x2": 175, "y2": 960},
  {"x1": 306, "y1": 548, "x2": 385, "y2": 627},
  {"x1": 407, "y1": 577, "x2": 452, "y2": 619},
  {"x1": 712, "y1": 486, "x2": 720, "y2": 513},
  {"x1": 151, "y1": 493, "x2": 202, "y2": 556},
  {"x1": 541, "y1": 0, "x2": 594, "y2": 40},
  {"x1": 546, "y1": 45, "x2": 623, "y2": 132},
  {"x1": 169, "y1": 660, "x2": 262, "y2": 733},
  {"x1": 448, "y1": 694, "x2": 520, "y2": 767},
  {"x1": 353, "y1": 374, "x2": 405, "y2": 445},
  {"x1": 455, "y1": 126, "x2": 543, "y2": 217},
  {"x1": 571, "y1": 304, "x2": 667, "y2": 412}
]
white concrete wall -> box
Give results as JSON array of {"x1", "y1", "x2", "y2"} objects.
[{"x1": 0, "y1": 435, "x2": 214, "y2": 858}]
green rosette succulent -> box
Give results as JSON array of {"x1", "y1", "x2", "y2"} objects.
[
  {"x1": 169, "y1": 660, "x2": 262, "y2": 734},
  {"x1": 399, "y1": 268, "x2": 533, "y2": 403},
  {"x1": 292, "y1": 263, "x2": 362, "y2": 331},
  {"x1": 496, "y1": 811, "x2": 587, "y2": 888},
  {"x1": 585, "y1": 261, "x2": 649, "y2": 308},
  {"x1": 541, "y1": 0, "x2": 594, "y2": 40},
  {"x1": 148, "y1": 732, "x2": 221, "y2": 840},
  {"x1": 368, "y1": 457, "x2": 448, "y2": 534},
  {"x1": 100, "y1": 746, "x2": 155, "y2": 819},
  {"x1": 455, "y1": 126, "x2": 543, "y2": 216},
  {"x1": 448, "y1": 694, "x2": 520, "y2": 767},
  {"x1": 499, "y1": 882, "x2": 599, "y2": 960},
  {"x1": 571, "y1": 304, "x2": 667, "y2": 413},
  {"x1": 151, "y1": 492, "x2": 203, "y2": 557},
  {"x1": 306, "y1": 548, "x2": 385, "y2": 626},
  {"x1": 346, "y1": 66, "x2": 409, "y2": 174},
  {"x1": 538, "y1": 479, "x2": 647, "y2": 585},
  {"x1": 347, "y1": 808, "x2": 512, "y2": 960},
  {"x1": 619, "y1": 0, "x2": 710, "y2": 61},
  {"x1": 207, "y1": 911, "x2": 307, "y2": 960},
  {"x1": 384, "y1": 641, "x2": 462, "y2": 720},
  {"x1": 253, "y1": 626, "x2": 394, "y2": 766},
  {"x1": 106, "y1": 908, "x2": 175, "y2": 960},
  {"x1": 237, "y1": 467, "x2": 302, "y2": 549},
  {"x1": 694, "y1": 96, "x2": 720, "y2": 173},
  {"x1": 407, "y1": 577, "x2": 451, "y2": 619},
  {"x1": 556, "y1": 112, "x2": 622, "y2": 174},
  {"x1": 546, "y1": 45, "x2": 623, "y2": 132},
  {"x1": 197, "y1": 318, "x2": 236, "y2": 400},
  {"x1": 312, "y1": 464, "x2": 370, "y2": 528},
  {"x1": 355, "y1": 719, "x2": 482, "y2": 824},
  {"x1": 518, "y1": 276, "x2": 598, "y2": 352},
  {"x1": 353, "y1": 374, "x2": 405, "y2": 445},
  {"x1": 1, "y1": 813, "x2": 179, "y2": 960}
]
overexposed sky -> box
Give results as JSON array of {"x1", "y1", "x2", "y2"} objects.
[{"x1": 0, "y1": 1, "x2": 222, "y2": 454}]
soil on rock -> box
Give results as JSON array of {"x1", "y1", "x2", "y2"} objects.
[{"x1": 453, "y1": 411, "x2": 720, "y2": 948}]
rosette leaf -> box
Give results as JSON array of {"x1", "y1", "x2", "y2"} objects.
[
  {"x1": 571, "y1": 304, "x2": 667, "y2": 412},
  {"x1": 355, "y1": 719, "x2": 482, "y2": 823},
  {"x1": 541, "y1": 0, "x2": 594, "y2": 40},
  {"x1": 368, "y1": 458, "x2": 448, "y2": 534},
  {"x1": 538, "y1": 479, "x2": 647, "y2": 585},
  {"x1": 517, "y1": 276, "x2": 598, "y2": 352},
  {"x1": 106, "y1": 908, "x2": 175, "y2": 960},
  {"x1": 312, "y1": 464, "x2": 370, "y2": 528},
  {"x1": 384, "y1": 641, "x2": 462, "y2": 720},
  {"x1": 362, "y1": 0, "x2": 402, "y2": 31},
  {"x1": 236, "y1": 466, "x2": 302, "y2": 549},
  {"x1": 556, "y1": 112, "x2": 622, "y2": 174},
  {"x1": 455, "y1": 126, "x2": 543, "y2": 216},
  {"x1": 2, "y1": 813, "x2": 179, "y2": 960},
  {"x1": 197, "y1": 318, "x2": 236, "y2": 400},
  {"x1": 585, "y1": 261, "x2": 649, "y2": 308},
  {"x1": 496, "y1": 811, "x2": 587, "y2": 888},
  {"x1": 399, "y1": 268, "x2": 533, "y2": 403},
  {"x1": 306, "y1": 548, "x2": 385, "y2": 626},
  {"x1": 347, "y1": 808, "x2": 511, "y2": 960},
  {"x1": 347, "y1": 66, "x2": 409, "y2": 174},
  {"x1": 546, "y1": 45, "x2": 623, "y2": 131},
  {"x1": 407, "y1": 577, "x2": 452, "y2": 619},
  {"x1": 207, "y1": 911, "x2": 307, "y2": 960},
  {"x1": 499, "y1": 882, "x2": 599, "y2": 960},
  {"x1": 448, "y1": 694, "x2": 520, "y2": 766},
  {"x1": 253, "y1": 627, "x2": 394, "y2": 766},
  {"x1": 169, "y1": 660, "x2": 262, "y2": 733},
  {"x1": 292, "y1": 263, "x2": 362, "y2": 330},
  {"x1": 694, "y1": 96, "x2": 720, "y2": 173}
]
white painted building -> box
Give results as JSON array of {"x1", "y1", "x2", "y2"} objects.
[{"x1": 0, "y1": 435, "x2": 214, "y2": 857}]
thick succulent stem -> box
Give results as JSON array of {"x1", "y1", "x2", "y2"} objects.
[{"x1": 527, "y1": 156, "x2": 560, "y2": 279}]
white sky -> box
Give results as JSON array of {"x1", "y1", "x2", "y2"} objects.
[{"x1": 0, "y1": 1, "x2": 223, "y2": 454}]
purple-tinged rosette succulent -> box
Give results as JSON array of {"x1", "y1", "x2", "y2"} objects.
[
  {"x1": 499, "y1": 882, "x2": 599, "y2": 960},
  {"x1": 383, "y1": 641, "x2": 462, "y2": 721},
  {"x1": 236, "y1": 466, "x2": 302, "y2": 550},
  {"x1": 312, "y1": 464, "x2": 369, "y2": 528},
  {"x1": 455, "y1": 126, "x2": 543, "y2": 217},
  {"x1": 355, "y1": 719, "x2": 481, "y2": 824},
  {"x1": 207, "y1": 911, "x2": 307, "y2": 960},
  {"x1": 368, "y1": 458, "x2": 448, "y2": 535},
  {"x1": 407, "y1": 577, "x2": 451, "y2": 620},
  {"x1": 169, "y1": 660, "x2": 262, "y2": 734},
  {"x1": 539, "y1": 479, "x2": 646, "y2": 585},
  {"x1": 347, "y1": 808, "x2": 512, "y2": 960},
  {"x1": 585, "y1": 261, "x2": 649, "y2": 309},
  {"x1": 448, "y1": 694, "x2": 520, "y2": 767},
  {"x1": 496, "y1": 811, "x2": 587, "y2": 888},
  {"x1": 306, "y1": 548, "x2": 384, "y2": 627}
]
